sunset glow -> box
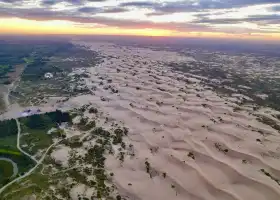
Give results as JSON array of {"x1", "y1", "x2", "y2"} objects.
[{"x1": 0, "y1": 0, "x2": 279, "y2": 41}]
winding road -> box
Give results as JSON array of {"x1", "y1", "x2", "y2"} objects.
[
  {"x1": 0, "y1": 138, "x2": 62, "y2": 195},
  {"x1": 0, "y1": 79, "x2": 63, "y2": 195},
  {"x1": 16, "y1": 119, "x2": 38, "y2": 164}
]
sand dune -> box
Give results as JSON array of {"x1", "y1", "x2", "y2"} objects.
[{"x1": 70, "y1": 41, "x2": 280, "y2": 200}]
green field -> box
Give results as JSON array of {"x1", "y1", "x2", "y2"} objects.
[
  {"x1": 19, "y1": 110, "x2": 71, "y2": 154},
  {"x1": 0, "y1": 166, "x2": 52, "y2": 200},
  {"x1": 0, "y1": 150, "x2": 35, "y2": 187},
  {"x1": 0, "y1": 65, "x2": 10, "y2": 70},
  {"x1": 0, "y1": 149, "x2": 21, "y2": 156},
  {"x1": 0, "y1": 120, "x2": 19, "y2": 157},
  {"x1": 0, "y1": 160, "x2": 14, "y2": 178},
  {"x1": 0, "y1": 64, "x2": 13, "y2": 78},
  {"x1": 20, "y1": 129, "x2": 53, "y2": 155},
  {"x1": 0, "y1": 119, "x2": 17, "y2": 138},
  {"x1": 23, "y1": 57, "x2": 34, "y2": 64},
  {"x1": 0, "y1": 118, "x2": 31, "y2": 186}
]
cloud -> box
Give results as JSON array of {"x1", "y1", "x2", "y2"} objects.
[
  {"x1": 270, "y1": 5, "x2": 280, "y2": 11},
  {"x1": 0, "y1": 0, "x2": 22, "y2": 3},
  {"x1": 102, "y1": 7, "x2": 130, "y2": 13},
  {"x1": 41, "y1": 0, "x2": 107, "y2": 6},
  {"x1": 195, "y1": 14, "x2": 280, "y2": 25},
  {"x1": 120, "y1": 0, "x2": 280, "y2": 16},
  {"x1": 0, "y1": 6, "x2": 211, "y2": 32},
  {"x1": 78, "y1": 6, "x2": 100, "y2": 13},
  {"x1": 41, "y1": 0, "x2": 81, "y2": 6},
  {"x1": 77, "y1": 6, "x2": 129, "y2": 14},
  {"x1": 0, "y1": 0, "x2": 279, "y2": 36},
  {"x1": 146, "y1": 12, "x2": 167, "y2": 17},
  {"x1": 120, "y1": 1, "x2": 160, "y2": 8}
]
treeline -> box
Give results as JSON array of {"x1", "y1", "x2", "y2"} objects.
[
  {"x1": 21, "y1": 43, "x2": 74, "y2": 81},
  {"x1": 0, "y1": 65, "x2": 13, "y2": 78},
  {"x1": 0, "y1": 41, "x2": 74, "y2": 66},
  {"x1": 0, "y1": 119, "x2": 17, "y2": 138},
  {"x1": 21, "y1": 58, "x2": 60, "y2": 81},
  {"x1": 0, "y1": 41, "x2": 74, "y2": 81},
  {"x1": 21, "y1": 110, "x2": 72, "y2": 130},
  {"x1": 0, "y1": 43, "x2": 33, "y2": 66}
]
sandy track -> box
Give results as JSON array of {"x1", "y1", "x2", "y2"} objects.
[{"x1": 72, "y1": 41, "x2": 280, "y2": 200}]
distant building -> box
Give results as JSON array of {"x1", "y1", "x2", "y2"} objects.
[
  {"x1": 21, "y1": 108, "x2": 41, "y2": 117},
  {"x1": 44, "y1": 72, "x2": 53, "y2": 79}
]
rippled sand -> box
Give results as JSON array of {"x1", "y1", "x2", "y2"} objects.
[{"x1": 71, "y1": 41, "x2": 280, "y2": 200}]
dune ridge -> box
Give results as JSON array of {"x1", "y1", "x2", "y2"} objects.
[{"x1": 71, "y1": 41, "x2": 280, "y2": 200}]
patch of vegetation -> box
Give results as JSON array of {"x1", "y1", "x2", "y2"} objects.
[
  {"x1": 112, "y1": 128, "x2": 124, "y2": 145},
  {"x1": 18, "y1": 110, "x2": 71, "y2": 155},
  {"x1": 0, "y1": 118, "x2": 35, "y2": 186},
  {"x1": 214, "y1": 143, "x2": 229, "y2": 153},
  {"x1": 0, "y1": 152, "x2": 34, "y2": 187},
  {"x1": 0, "y1": 119, "x2": 17, "y2": 138},
  {"x1": 20, "y1": 110, "x2": 72, "y2": 131},
  {"x1": 21, "y1": 58, "x2": 61, "y2": 81},
  {"x1": 77, "y1": 117, "x2": 96, "y2": 131},
  {"x1": 0, "y1": 110, "x2": 72, "y2": 187},
  {"x1": 0, "y1": 149, "x2": 21, "y2": 156},
  {"x1": 260, "y1": 169, "x2": 280, "y2": 186},
  {"x1": 89, "y1": 107, "x2": 98, "y2": 114},
  {"x1": 7, "y1": 40, "x2": 101, "y2": 107},
  {"x1": 20, "y1": 129, "x2": 53, "y2": 155},
  {"x1": 1, "y1": 106, "x2": 130, "y2": 199},
  {"x1": 1, "y1": 166, "x2": 53, "y2": 200},
  {"x1": 0, "y1": 40, "x2": 65, "y2": 85},
  {"x1": 0, "y1": 65, "x2": 13, "y2": 78},
  {"x1": 145, "y1": 160, "x2": 151, "y2": 174},
  {"x1": 0, "y1": 160, "x2": 14, "y2": 179},
  {"x1": 171, "y1": 50, "x2": 280, "y2": 112},
  {"x1": 257, "y1": 116, "x2": 280, "y2": 132},
  {"x1": 187, "y1": 152, "x2": 195, "y2": 160},
  {"x1": 23, "y1": 57, "x2": 34, "y2": 64},
  {"x1": 62, "y1": 136, "x2": 83, "y2": 149}
]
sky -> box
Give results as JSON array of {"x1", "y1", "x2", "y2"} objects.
[{"x1": 0, "y1": 0, "x2": 280, "y2": 40}]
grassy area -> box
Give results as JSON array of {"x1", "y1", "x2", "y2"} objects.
[
  {"x1": 0, "y1": 135, "x2": 17, "y2": 148},
  {"x1": 19, "y1": 110, "x2": 71, "y2": 154},
  {"x1": 0, "y1": 65, "x2": 13, "y2": 77},
  {"x1": 9, "y1": 41, "x2": 100, "y2": 107},
  {"x1": 0, "y1": 119, "x2": 25, "y2": 186},
  {"x1": 0, "y1": 149, "x2": 21, "y2": 156},
  {"x1": 20, "y1": 110, "x2": 71, "y2": 130},
  {"x1": 0, "y1": 110, "x2": 71, "y2": 187},
  {"x1": 0, "y1": 40, "x2": 81, "y2": 89},
  {"x1": 0, "y1": 160, "x2": 14, "y2": 178},
  {"x1": 0, "y1": 120, "x2": 19, "y2": 157},
  {"x1": 0, "y1": 166, "x2": 50, "y2": 200},
  {"x1": 22, "y1": 57, "x2": 34, "y2": 64},
  {"x1": 0, "y1": 119, "x2": 17, "y2": 138},
  {"x1": 0, "y1": 65, "x2": 11, "y2": 71},
  {"x1": 20, "y1": 129, "x2": 53, "y2": 155},
  {"x1": 0, "y1": 106, "x2": 131, "y2": 200},
  {"x1": 0, "y1": 152, "x2": 35, "y2": 187},
  {"x1": 0, "y1": 64, "x2": 13, "y2": 84}
]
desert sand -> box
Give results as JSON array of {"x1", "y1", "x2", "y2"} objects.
[{"x1": 64, "y1": 41, "x2": 280, "y2": 200}]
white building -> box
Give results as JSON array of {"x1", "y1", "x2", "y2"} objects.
[{"x1": 44, "y1": 72, "x2": 53, "y2": 79}]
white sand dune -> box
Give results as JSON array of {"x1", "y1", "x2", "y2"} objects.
[
  {"x1": 51, "y1": 145, "x2": 71, "y2": 168},
  {"x1": 70, "y1": 41, "x2": 280, "y2": 200}
]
